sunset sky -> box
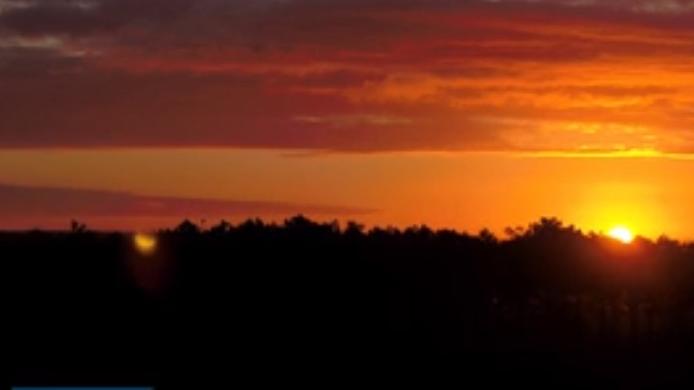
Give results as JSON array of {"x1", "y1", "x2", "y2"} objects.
[{"x1": 3, "y1": 0, "x2": 694, "y2": 238}]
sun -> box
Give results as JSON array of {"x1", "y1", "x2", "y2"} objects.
[
  {"x1": 134, "y1": 233, "x2": 158, "y2": 255},
  {"x1": 608, "y1": 226, "x2": 634, "y2": 244}
]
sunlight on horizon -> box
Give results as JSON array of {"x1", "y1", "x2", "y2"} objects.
[{"x1": 608, "y1": 226, "x2": 635, "y2": 244}]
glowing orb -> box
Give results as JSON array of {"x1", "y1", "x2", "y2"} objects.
[
  {"x1": 608, "y1": 226, "x2": 634, "y2": 244},
  {"x1": 134, "y1": 233, "x2": 158, "y2": 255}
]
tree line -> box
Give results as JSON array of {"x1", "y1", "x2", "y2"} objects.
[{"x1": 5, "y1": 215, "x2": 694, "y2": 388}]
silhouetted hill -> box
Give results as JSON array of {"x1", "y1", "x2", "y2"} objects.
[{"x1": 5, "y1": 216, "x2": 694, "y2": 388}]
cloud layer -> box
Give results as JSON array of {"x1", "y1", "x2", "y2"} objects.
[
  {"x1": 4, "y1": 0, "x2": 694, "y2": 152},
  {"x1": 0, "y1": 182, "x2": 372, "y2": 220}
]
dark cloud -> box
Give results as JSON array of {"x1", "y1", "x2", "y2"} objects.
[
  {"x1": 0, "y1": 182, "x2": 374, "y2": 218},
  {"x1": 0, "y1": 0, "x2": 195, "y2": 37},
  {"x1": 0, "y1": 45, "x2": 84, "y2": 76}
]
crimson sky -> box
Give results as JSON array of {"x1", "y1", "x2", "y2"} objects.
[{"x1": 4, "y1": 0, "x2": 694, "y2": 237}]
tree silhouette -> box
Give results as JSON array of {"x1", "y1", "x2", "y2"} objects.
[
  {"x1": 174, "y1": 219, "x2": 200, "y2": 234},
  {"x1": 70, "y1": 219, "x2": 88, "y2": 233}
]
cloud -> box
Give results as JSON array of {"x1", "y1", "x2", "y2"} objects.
[
  {"x1": 0, "y1": 182, "x2": 374, "y2": 219},
  {"x1": 293, "y1": 115, "x2": 413, "y2": 127},
  {"x1": 3, "y1": 0, "x2": 694, "y2": 153}
]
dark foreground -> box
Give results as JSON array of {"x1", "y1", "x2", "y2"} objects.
[{"x1": 5, "y1": 217, "x2": 694, "y2": 388}]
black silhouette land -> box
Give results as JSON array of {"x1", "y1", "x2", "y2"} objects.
[{"x1": 6, "y1": 216, "x2": 694, "y2": 388}]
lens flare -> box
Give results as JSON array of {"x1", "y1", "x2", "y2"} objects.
[{"x1": 134, "y1": 233, "x2": 158, "y2": 255}]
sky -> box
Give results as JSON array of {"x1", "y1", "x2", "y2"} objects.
[{"x1": 3, "y1": 0, "x2": 694, "y2": 238}]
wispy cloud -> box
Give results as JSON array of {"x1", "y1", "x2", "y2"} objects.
[{"x1": 0, "y1": 182, "x2": 375, "y2": 219}]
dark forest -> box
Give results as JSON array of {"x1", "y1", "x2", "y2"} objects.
[{"x1": 6, "y1": 216, "x2": 694, "y2": 388}]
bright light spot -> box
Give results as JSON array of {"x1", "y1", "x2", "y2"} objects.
[
  {"x1": 134, "y1": 233, "x2": 157, "y2": 255},
  {"x1": 608, "y1": 226, "x2": 634, "y2": 244}
]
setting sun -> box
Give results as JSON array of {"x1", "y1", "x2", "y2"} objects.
[{"x1": 608, "y1": 226, "x2": 634, "y2": 244}]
